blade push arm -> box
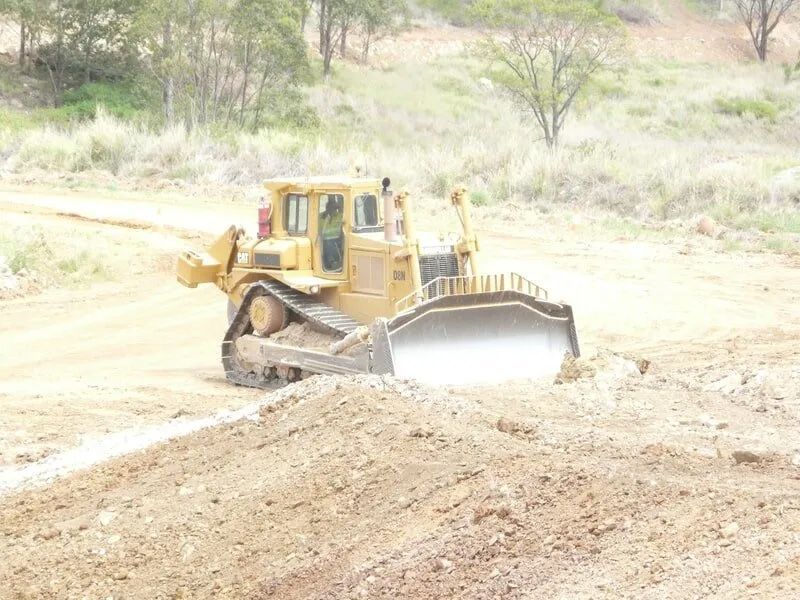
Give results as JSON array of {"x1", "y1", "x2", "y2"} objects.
[{"x1": 176, "y1": 225, "x2": 240, "y2": 289}]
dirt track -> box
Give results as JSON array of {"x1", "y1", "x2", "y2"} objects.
[{"x1": 1, "y1": 186, "x2": 800, "y2": 598}]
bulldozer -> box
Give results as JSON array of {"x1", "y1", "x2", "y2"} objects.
[{"x1": 176, "y1": 176, "x2": 579, "y2": 387}]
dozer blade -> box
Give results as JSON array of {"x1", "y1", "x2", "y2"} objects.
[{"x1": 371, "y1": 291, "x2": 579, "y2": 385}]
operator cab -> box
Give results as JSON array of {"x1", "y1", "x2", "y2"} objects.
[{"x1": 254, "y1": 176, "x2": 389, "y2": 281}]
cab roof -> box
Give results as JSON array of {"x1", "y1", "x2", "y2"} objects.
[{"x1": 263, "y1": 176, "x2": 381, "y2": 192}]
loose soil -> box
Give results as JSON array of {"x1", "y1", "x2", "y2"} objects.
[{"x1": 0, "y1": 186, "x2": 799, "y2": 598}]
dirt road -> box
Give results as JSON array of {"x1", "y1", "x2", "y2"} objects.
[{"x1": 1, "y1": 186, "x2": 799, "y2": 598}]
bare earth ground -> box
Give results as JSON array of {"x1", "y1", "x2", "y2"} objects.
[{"x1": 1, "y1": 186, "x2": 800, "y2": 599}]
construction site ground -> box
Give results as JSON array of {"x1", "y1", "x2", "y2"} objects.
[{"x1": 1, "y1": 186, "x2": 800, "y2": 599}]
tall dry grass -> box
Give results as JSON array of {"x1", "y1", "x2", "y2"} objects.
[{"x1": 2, "y1": 56, "x2": 799, "y2": 230}]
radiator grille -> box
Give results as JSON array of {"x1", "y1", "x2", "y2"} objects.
[
  {"x1": 353, "y1": 254, "x2": 384, "y2": 295},
  {"x1": 418, "y1": 252, "x2": 460, "y2": 286}
]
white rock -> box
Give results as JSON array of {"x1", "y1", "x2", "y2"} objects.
[
  {"x1": 180, "y1": 542, "x2": 196, "y2": 562},
  {"x1": 704, "y1": 372, "x2": 743, "y2": 395},
  {"x1": 720, "y1": 522, "x2": 739, "y2": 539},
  {"x1": 761, "y1": 374, "x2": 792, "y2": 400},
  {"x1": 98, "y1": 511, "x2": 117, "y2": 526}
]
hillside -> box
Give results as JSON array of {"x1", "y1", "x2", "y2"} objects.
[{"x1": 0, "y1": 2, "x2": 796, "y2": 243}]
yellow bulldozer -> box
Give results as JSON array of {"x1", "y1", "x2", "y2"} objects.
[{"x1": 177, "y1": 176, "x2": 579, "y2": 386}]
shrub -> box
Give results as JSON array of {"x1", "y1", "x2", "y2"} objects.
[
  {"x1": 61, "y1": 82, "x2": 152, "y2": 121},
  {"x1": 713, "y1": 96, "x2": 779, "y2": 122}
]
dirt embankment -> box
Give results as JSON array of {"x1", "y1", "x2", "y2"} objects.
[
  {"x1": 2, "y1": 358, "x2": 799, "y2": 599},
  {"x1": 1, "y1": 188, "x2": 799, "y2": 599}
]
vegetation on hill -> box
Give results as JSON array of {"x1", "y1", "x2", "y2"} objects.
[{"x1": 0, "y1": 0, "x2": 797, "y2": 246}]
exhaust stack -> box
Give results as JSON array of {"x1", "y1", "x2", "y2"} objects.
[{"x1": 382, "y1": 177, "x2": 397, "y2": 242}]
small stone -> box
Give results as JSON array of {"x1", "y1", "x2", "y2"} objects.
[
  {"x1": 37, "y1": 528, "x2": 59, "y2": 540},
  {"x1": 408, "y1": 427, "x2": 433, "y2": 438},
  {"x1": 720, "y1": 522, "x2": 739, "y2": 539},
  {"x1": 496, "y1": 417, "x2": 535, "y2": 437},
  {"x1": 398, "y1": 497, "x2": 412, "y2": 509},
  {"x1": 432, "y1": 557, "x2": 453, "y2": 572},
  {"x1": 732, "y1": 450, "x2": 762, "y2": 465},
  {"x1": 180, "y1": 542, "x2": 196, "y2": 562},
  {"x1": 696, "y1": 215, "x2": 724, "y2": 238},
  {"x1": 601, "y1": 518, "x2": 617, "y2": 532},
  {"x1": 112, "y1": 571, "x2": 129, "y2": 581},
  {"x1": 704, "y1": 372, "x2": 743, "y2": 395}
]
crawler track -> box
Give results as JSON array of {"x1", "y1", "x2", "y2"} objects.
[{"x1": 221, "y1": 280, "x2": 362, "y2": 388}]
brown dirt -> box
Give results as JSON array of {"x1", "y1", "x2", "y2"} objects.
[
  {"x1": 0, "y1": 186, "x2": 799, "y2": 598},
  {"x1": 269, "y1": 321, "x2": 338, "y2": 350},
  {"x1": 1, "y1": 364, "x2": 799, "y2": 599}
]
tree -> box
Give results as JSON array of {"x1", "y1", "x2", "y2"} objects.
[
  {"x1": 733, "y1": 0, "x2": 796, "y2": 62},
  {"x1": 474, "y1": 0, "x2": 624, "y2": 148},
  {"x1": 315, "y1": 0, "x2": 406, "y2": 74},
  {"x1": 0, "y1": 0, "x2": 141, "y2": 105},
  {"x1": 317, "y1": 0, "x2": 356, "y2": 77},
  {"x1": 137, "y1": 0, "x2": 308, "y2": 129},
  {"x1": 356, "y1": 0, "x2": 408, "y2": 63}
]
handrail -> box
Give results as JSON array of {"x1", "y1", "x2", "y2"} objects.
[{"x1": 394, "y1": 272, "x2": 548, "y2": 313}]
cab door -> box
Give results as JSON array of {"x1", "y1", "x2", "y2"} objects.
[{"x1": 314, "y1": 191, "x2": 349, "y2": 281}]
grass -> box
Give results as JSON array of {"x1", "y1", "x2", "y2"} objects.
[
  {"x1": 0, "y1": 225, "x2": 112, "y2": 287},
  {"x1": 713, "y1": 96, "x2": 780, "y2": 122},
  {"x1": 0, "y1": 52, "x2": 797, "y2": 244}
]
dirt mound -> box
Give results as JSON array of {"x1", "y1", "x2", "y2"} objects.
[
  {"x1": 555, "y1": 349, "x2": 649, "y2": 384},
  {"x1": 2, "y1": 371, "x2": 800, "y2": 598}
]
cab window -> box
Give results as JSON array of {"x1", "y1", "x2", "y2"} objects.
[
  {"x1": 354, "y1": 194, "x2": 379, "y2": 228},
  {"x1": 319, "y1": 193, "x2": 344, "y2": 273},
  {"x1": 284, "y1": 193, "x2": 308, "y2": 235}
]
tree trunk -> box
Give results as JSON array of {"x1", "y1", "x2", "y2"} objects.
[
  {"x1": 361, "y1": 34, "x2": 370, "y2": 64},
  {"x1": 318, "y1": 0, "x2": 326, "y2": 55},
  {"x1": 300, "y1": 0, "x2": 308, "y2": 33},
  {"x1": 323, "y1": 45, "x2": 334, "y2": 77},
  {"x1": 19, "y1": 22, "x2": 25, "y2": 69},
  {"x1": 239, "y1": 41, "x2": 250, "y2": 127},
  {"x1": 549, "y1": 104, "x2": 559, "y2": 148},
  {"x1": 84, "y1": 43, "x2": 92, "y2": 83},
  {"x1": 162, "y1": 19, "x2": 175, "y2": 126},
  {"x1": 49, "y1": 0, "x2": 65, "y2": 108},
  {"x1": 340, "y1": 25, "x2": 347, "y2": 57},
  {"x1": 758, "y1": 19, "x2": 768, "y2": 62}
]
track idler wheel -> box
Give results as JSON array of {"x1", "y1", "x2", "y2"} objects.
[{"x1": 249, "y1": 295, "x2": 288, "y2": 336}]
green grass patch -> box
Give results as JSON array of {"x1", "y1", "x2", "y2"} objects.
[
  {"x1": 62, "y1": 82, "x2": 147, "y2": 119},
  {"x1": 713, "y1": 96, "x2": 780, "y2": 122}
]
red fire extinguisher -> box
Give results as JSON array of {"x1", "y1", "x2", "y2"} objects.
[{"x1": 258, "y1": 196, "x2": 272, "y2": 239}]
